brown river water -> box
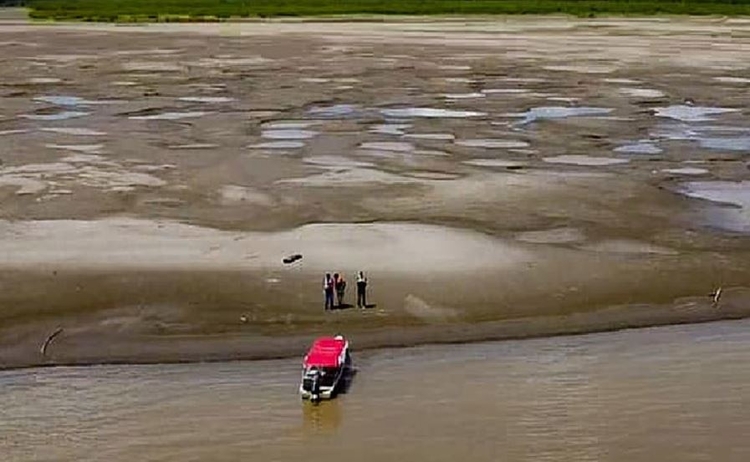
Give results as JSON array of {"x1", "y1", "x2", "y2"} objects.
[{"x1": 2, "y1": 319, "x2": 749, "y2": 462}]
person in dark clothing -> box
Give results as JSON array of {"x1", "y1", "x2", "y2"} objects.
[
  {"x1": 333, "y1": 272, "x2": 346, "y2": 307},
  {"x1": 356, "y1": 271, "x2": 368, "y2": 309},
  {"x1": 323, "y1": 273, "x2": 334, "y2": 311}
]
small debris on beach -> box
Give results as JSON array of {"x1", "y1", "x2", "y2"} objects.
[{"x1": 283, "y1": 254, "x2": 303, "y2": 264}]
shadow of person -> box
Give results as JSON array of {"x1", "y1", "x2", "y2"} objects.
[
  {"x1": 332, "y1": 303, "x2": 355, "y2": 311},
  {"x1": 302, "y1": 399, "x2": 342, "y2": 434}
]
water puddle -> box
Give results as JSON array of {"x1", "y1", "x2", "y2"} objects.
[
  {"x1": 247, "y1": 141, "x2": 305, "y2": 150},
  {"x1": 662, "y1": 167, "x2": 709, "y2": 176},
  {"x1": 444, "y1": 77, "x2": 474, "y2": 83},
  {"x1": 677, "y1": 181, "x2": 750, "y2": 233},
  {"x1": 481, "y1": 89, "x2": 529, "y2": 95},
  {"x1": 619, "y1": 88, "x2": 665, "y2": 98},
  {"x1": 500, "y1": 77, "x2": 546, "y2": 83},
  {"x1": 178, "y1": 96, "x2": 235, "y2": 104},
  {"x1": 34, "y1": 96, "x2": 108, "y2": 107},
  {"x1": 122, "y1": 62, "x2": 184, "y2": 72},
  {"x1": 167, "y1": 144, "x2": 219, "y2": 150},
  {"x1": 439, "y1": 65, "x2": 471, "y2": 71},
  {"x1": 543, "y1": 155, "x2": 629, "y2": 166},
  {"x1": 370, "y1": 124, "x2": 411, "y2": 136},
  {"x1": 0, "y1": 129, "x2": 30, "y2": 136},
  {"x1": 46, "y1": 144, "x2": 104, "y2": 154},
  {"x1": 697, "y1": 137, "x2": 750, "y2": 151},
  {"x1": 463, "y1": 159, "x2": 526, "y2": 169},
  {"x1": 404, "y1": 133, "x2": 455, "y2": 141},
  {"x1": 20, "y1": 111, "x2": 88, "y2": 121},
  {"x1": 60, "y1": 154, "x2": 106, "y2": 164},
  {"x1": 544, "y1": 64, "x2": 617, "y2": 74},
  {"x1": 516, "y1": 106, "x2": 612, "y2": 124},
  {"x1": 261, "y1": 129, "x2": 318, "y2": 140},
  {"x1": 547, "y1": 97, "x2": 579, "y2": 104},
  {"x1": 40, "y1": 127, "x2": 106, "y2": 136},
  {"x1": 443, "y1": 93, "x2": 485, "y2": 100},
  {"x1": 307, "y1": 104, "x2": 358, "y2": 118},
  {"x1": 456, "y1": 139, "x2": 530, "y2": 149},
  {"x1": 380, "y1": 107, "x2": 485, "y2": 119},
  {"x1": 359, "y1": 142, "x2": 414, "y2": 152},
  {"x1": 714, "y1": 76, "x2": 750, "y2": 84},
  {"x1": 28, "y1": 78, "x2": 62, "y2": 84},
  {"x1": 300, "y1": 78, "x2": 330, "y2": 83},
  {"x1": 614, "y1": 142, "x2": 663, "y2": 155},
  {"x1": 129, "y1": 111, "x2": 209, "y2": 121},
  {"x1": 262, "y1": 121, "x2": 319, "y2": 130},
  {"x1": 654, "y1": 105, "x2": 738, "y2": 122}
]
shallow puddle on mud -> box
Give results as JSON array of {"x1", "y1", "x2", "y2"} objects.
[
  {"x1": 443, "y1": 92, "x2": 485, "y2": 100},
  {"x1": 655, "y1": 105, "x2": 739, "y2": 122},
  {"x1": 404, "y1": 133, "x2": 455, "y2": 141},
  {"x1": 359, "y1": 142, "x2": 414, "y2": 152},
  {"x1": 662, "y1": 167, "x2": 709, "y2": 176},
  {"x1": 614, "y1": 142, "x2": 663, "y2": 155},
  {"x1": 128, "y1": 111, "x2": 209, "y2": 121},
  {"x1": 698, "y1": 136, "x2": 750, "y2": 151},
  {"x1": 380, "y1": 107, "x2": 485, "y2": 118},
  {"x1": 619, "y1": 88, "x2": 665, "y2": 98},
  {"x1": 20, "y1": 111, "x2": 88, "y2": 121},
  {"x1": 543, "y1": 155, "x2": 630, "y2": 166},
  {"x1": 370, "y1": 124, "x2": 411, "y2": 136},
  {"x1": 516, "y1": 106, "x2": 612, "y2": 124},
  {"x1": 248, "y1": 141, "x2": 305, "y2": 150},
  {"x1": 677, "y1": 181, "x2": 750, "y2": 233},
  {"x1": 178, "y1": 96, "x2": 235, "y2": 103},
  {"x1": 261, "y1": 129, "x2": 318, "y2": 140},
  {"x1": 308, "y1": 104, "x2": 359, "y2": 118},
  {"x1": 33, "y1": 96, "x2": 108, "y2": 107},
  {"x1": 40, "y1": 127, "x2": 106, "y2": 136},
  {"x1": 456, "y1": 139, "x2": 530, "y2": 149}
]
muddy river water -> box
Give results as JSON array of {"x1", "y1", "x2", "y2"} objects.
[{"x1": 2, "y1": 319, "x2": 748, "y2": 461}]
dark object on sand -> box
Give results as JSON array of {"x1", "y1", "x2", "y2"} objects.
[
  {"x1": 283, "y1": 254, "x2": 303, "y2": 264},
  {"x1": 40, "y1": 327, "x2": 63, "y2": 357}
]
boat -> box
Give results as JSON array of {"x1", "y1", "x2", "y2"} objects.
[{"x1": 299, "y1": 335, "x2": 351, "y2": 402}]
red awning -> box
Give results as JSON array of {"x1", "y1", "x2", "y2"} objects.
[{"x1": 303, "y1": 337, "x2": 347, "y2": 368}]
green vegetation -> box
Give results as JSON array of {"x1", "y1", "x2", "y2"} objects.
[{"x1": 26, "y1": 0, "x2": 750, "y2": 21}]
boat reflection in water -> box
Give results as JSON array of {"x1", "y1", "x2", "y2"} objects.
[{"x1": 302, "y1": 399, "x2": 343, "y2": 434}]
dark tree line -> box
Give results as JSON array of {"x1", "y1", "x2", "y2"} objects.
[{"x1": 0, "y1": 0, "x2": 26, "y2": 6}]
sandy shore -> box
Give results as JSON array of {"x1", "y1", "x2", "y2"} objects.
[{"x1": 1, "y1": 17, "x2": 750, "y2": 368}]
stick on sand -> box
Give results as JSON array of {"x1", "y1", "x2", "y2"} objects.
[{"x1": 40, "y1": 328, "x2": 63, "y2": 357}]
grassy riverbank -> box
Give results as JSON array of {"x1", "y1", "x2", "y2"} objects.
[{"x1": 24, "y1": 0, "x2": 750, "y2": 22}]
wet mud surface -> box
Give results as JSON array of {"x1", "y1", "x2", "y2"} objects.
[{"x1": 1, "y1": 18, "x2": 750, "y2": 367}]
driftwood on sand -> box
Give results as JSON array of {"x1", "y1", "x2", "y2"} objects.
[{"x1": 40, "y1": 328, "x2": 63, "y2": 357}]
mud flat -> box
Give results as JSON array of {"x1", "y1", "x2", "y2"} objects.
[{"x1": 1, "y1": 18, "x2": 750, "y2": 368}]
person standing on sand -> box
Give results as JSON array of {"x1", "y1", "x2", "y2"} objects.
[
  {"x1": 333, "y1": 273, "x2": 346, "y2": 307},
  {"x1": 323, "y1": 273, "x2": 335, "y2": 311},
  {"x1": 356, "y1": 271, "x2": 368, "y2": 309}
]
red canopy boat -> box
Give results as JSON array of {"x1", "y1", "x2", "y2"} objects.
[{"x1": 300, "y1": 335, "x2": 351, "y2": 401}]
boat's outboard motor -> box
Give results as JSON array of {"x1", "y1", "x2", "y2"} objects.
[{"x1": 310, "y1": 370, "x2": 322, "y2": 403}]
